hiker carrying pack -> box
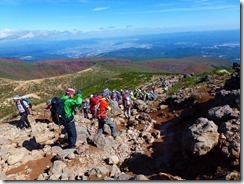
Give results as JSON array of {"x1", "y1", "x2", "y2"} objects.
[
  {"x1": 97, "y1": 91, "x2": 117, "y2": 138},
  {"x1": 13, "y1": 95, "x2": 31, "y2": 129},
  {"x1": 50, "y1": 97, "x2": 67, "y2": 126},
  {"x1": 81, "y1": 100, "x2": 89, "y2": 119},
  {"x1": 22, "y1": 96, "x2": 32, "y2": 110},
  {"x1": 122, "y1": 92, "x2": 133, "y2": 120},
  {"x1": 90, "y1": 94, "x2": 102, "y2": 119}
]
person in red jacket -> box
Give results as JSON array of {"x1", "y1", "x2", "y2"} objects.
[
  {"x1": 89, "y1": 94, "x2": 102, "y2": 119},
  {"x1": 97, "y1": 91, "x2": 117, "y2": 138}
]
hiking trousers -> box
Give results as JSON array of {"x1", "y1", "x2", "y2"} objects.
[
  {"x1": 64, "y1": 120, "x2": 77, "y2": 148},
  {"x1": 98, "y1": 117, "x2": 116, "y2": 137},
  {"x1": 124, "y1": 106, "x2": 131, "y2": 120},
  {"x1": 18, "y1": 112, "x2": 31, "y2": 129}
]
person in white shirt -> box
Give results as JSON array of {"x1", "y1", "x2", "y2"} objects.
[{"x1": 13, "y1": 95, "x2": 31, "y2": 129}]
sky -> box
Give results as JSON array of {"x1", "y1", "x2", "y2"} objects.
[{"x1": 0, "y1": 0, "x2": 241, "y2": 41}]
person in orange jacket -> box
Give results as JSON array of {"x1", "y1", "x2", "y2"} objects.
[{"x1": 97, "y1": 91, "x2": 117, "y2": 138}]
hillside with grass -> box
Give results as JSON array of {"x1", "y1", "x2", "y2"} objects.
[
  {"x1": 0, "y1": 55, "x2": 232, "y2": 120},
  {"x1": 0, "y1": 56, "x2": 231, "y2": 80}
]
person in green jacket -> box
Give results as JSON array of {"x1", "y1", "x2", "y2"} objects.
[{"x1": 61, "y1": 88, "x2": 82, "y2": 149}]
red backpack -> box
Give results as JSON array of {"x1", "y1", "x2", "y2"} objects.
[{"x1": 90, "y1": 95, "x2": 102, "y2": 106}]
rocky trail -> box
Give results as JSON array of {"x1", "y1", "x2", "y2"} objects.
[{"x1": 0, "y1": 70, "x2": 240, "y2": 180}]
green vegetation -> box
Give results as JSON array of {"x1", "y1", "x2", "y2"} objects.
[
  {"x1": 167, "y1": 67, "x2": 233, "y2": 95},
  {"x1": 0, "y1": 58, "x2": 233, "y2": 120}
]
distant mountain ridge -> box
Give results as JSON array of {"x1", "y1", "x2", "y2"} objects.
[{"x1": 0, "y1": 56, "x2": 232, "y2": 80}]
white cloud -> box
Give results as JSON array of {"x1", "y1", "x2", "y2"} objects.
[
  {"x1": 19, "y1": 31, "x2": 35, "y2": 39},
  {"x1": 119, "y1": 5, "x2": 239, "y2": 15},
  {"x1": 92, "y1": 6, "x2": 110, "y2": 11},
  {"x1": 0, "y1": 28, "x2": 15, "y2": 39}
]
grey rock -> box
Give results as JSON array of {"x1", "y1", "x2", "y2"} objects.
[
  {"x1": 76, "y1": 144, "x2": 89, "y2": 154},
  {"x1": 107, "y1": 99, "x2": 123, "y2": 116},
  {"x1": 7, "y1": 148, "x2": 29, "y2": 165},
  {"x1": 106, "y1": 155, "x2": 119, "y2": 165},
  {"x1": 56, "y1": 148, "x2": 76, "y2": 160},
  {"x1": 182, "y1": 118, "x2": 219, "y2": 156},
  {"x1": 49, "y1": 160, "x2": 66, "y2": 176},
  {"x1": 110, "y1": 164, "x2": 121, "y2": 177},
  {"x1": 92, "y1": 134, "x2": 114, "y2": 150},
  {"x1": 207, "y1": 105, "x2": 237, "y2": 126},
  {"x1": 87, "y1": 165, "x2": 109, "y2": 176},
  {"x1": 61, "y1": 168, "x2": 76, "y2": 180},
  {"x1": 133, "y1": 174, "x2": 149, "y2": 180},
  {"x1": 114, "y1": 173, "x2": 132, "y2": 180},
  {"x1": 51, "y1": 146, "x2": 63, "y2": 154}
]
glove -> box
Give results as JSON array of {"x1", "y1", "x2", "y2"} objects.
[{"x1": 77, "y1": 89, "x2": 82, "y2": 94}]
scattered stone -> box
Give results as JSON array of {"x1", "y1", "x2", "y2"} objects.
[
  {"x1": 110, "y1": 164, "x2": 121, "y2": 177},
  {"x1": 133, "y1": 174, "x2": 149, "y2": 180}
]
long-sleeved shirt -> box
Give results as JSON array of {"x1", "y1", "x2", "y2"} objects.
[
  {"x1": 16, "y1": 100, "x2": 29, "y2": 113},
  {"x1": 61, "y1": 94, "x2": 82, "y2": 118}
]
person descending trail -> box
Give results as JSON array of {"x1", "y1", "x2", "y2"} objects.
[
  {"x1": 13, "y1": 95, "x2": 31, "y2": 129},
  {"x1": 60, "y1": 88, "x2": 82, "y2": 149},
  {"x1": 97, "y1": 91, "x2": 117, "y2": 138},
  {"x1": 22, "y1": 96, "x2": 33, "y2": 112}
]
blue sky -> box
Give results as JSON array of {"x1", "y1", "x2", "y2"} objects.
[{"x1": 0, "y1": 0, "x2": 240, "y2": 40}]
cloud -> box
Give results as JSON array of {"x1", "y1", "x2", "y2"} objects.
[
  {"x1": 126, "y1": 25, "x2": 133, "y2": 28},
  {"x1": 92, "y1": 6, "x2": 110, "y2": 11},
  {"x1": 119, "y1": 4, "x2": 239, "y2": 15},
  {"x1": 0, "y1": 28, "x2": 15, "y2": 39}
]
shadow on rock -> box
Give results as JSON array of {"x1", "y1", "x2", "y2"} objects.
[
  {"x1": 22, "y1": 136, "x2": 44, "y2": 151},
  {"x1": 121, "y1": 152, "x2": 158, "y2": 176},
  {"x1": 6, "y1": 120, "x2": 19, "y2": 127},
  {"x1": 35, "y1": 118, "x2": 51, "y2": 124}
]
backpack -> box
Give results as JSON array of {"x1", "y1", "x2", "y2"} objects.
[
  {"x1": 50, "y1": 97, "x2": 66, "y2": 126},
  {"x1": 19, "y1": 99, "x2": 30, "y2": 115},
  {"x1": 22, "y1": 97, "x2": 32, "y2": 108},
  {"x1": 90, "y1": 95, "x2": 101, "y2": 106}
]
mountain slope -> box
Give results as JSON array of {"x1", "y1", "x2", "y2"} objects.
[{"x1": 0, "y1": 56, "x2": 231, "y2": 80}]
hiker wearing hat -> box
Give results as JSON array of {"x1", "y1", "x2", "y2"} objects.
[
  {"x1": 97, "y1": 91, "x2": 117, "y2": 138},
  {"x1": 13, "y1": 95, "x2": 31, "y2": 129},
  {"x1": 61, "y1": 88, "x2": 82, "y2": 149}
]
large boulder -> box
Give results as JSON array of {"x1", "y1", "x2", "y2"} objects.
[
  {"x1": 218, "y1": 119, "x2": 240, "y2": 166},
  {"x1": 7, "y1": 148, "x2": 29, "y2": 165},
  {"x1": 92, "y1": 134, "x2": 115, "y2": 150},
  {"x1": 214, "y1": 90, "x2": 240, "y2": 109},
  {"x1": 182, "y1": 118, "x2": 219, "y2": 156},
  {"x1": 207, "y1": 105, "x2": 239, "y2": 126},
  {"x1": 107, "y1": 99, "x2": 123, "y2": 117}
]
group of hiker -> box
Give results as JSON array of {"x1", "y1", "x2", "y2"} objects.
[{"x1": 12, "y1": 82, "x2": 159, "y2": 149}]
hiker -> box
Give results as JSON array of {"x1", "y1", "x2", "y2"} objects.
[
  {"x1": 97, "y1": 91, "x2": 117, "y2": 138},
  {"x1": 82, "y1": 99, "x2": 89, "y2": 119},
  {"x1": 111, "y1": 89, "x2": 121, "y2": 104},
  {"x1": 61, "y1": 88, "x2": 82, "y2": 149},
  {"x1": 13, "y1": 95, "x2": 31, "y2": 129},
  {"x1": 122, "y1": 91, "x2": 133, "y2": 120},
  {"x1": 22, "y1": 96, "x2": 33, "y2": 114},
  {"x1": 43, "y1": 99, "x2": 52, "y2": 123},
  {"x1": 90, "y1": 94, "x2": 102, "y2": 119}
]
